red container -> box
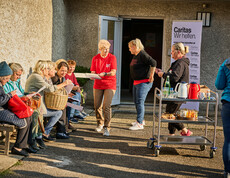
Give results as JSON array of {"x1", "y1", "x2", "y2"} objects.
[{"x1": 188, "y1": 82, "x2": 200, "y2": 99}]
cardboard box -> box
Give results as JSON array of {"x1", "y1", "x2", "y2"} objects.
[
  {"x1": 199, "y1": 85, "x2": 210, "y2": 99},
  {"x1": 200, "y1": 85, "x2": 210, "y2": 93}
]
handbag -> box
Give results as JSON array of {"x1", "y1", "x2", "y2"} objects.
[
  {"x1": 8, "y1": 94, "x2": 34, "y2": 118},
  {"x1": 21, "y1": 94, "x2": 41, "y2": 110}
]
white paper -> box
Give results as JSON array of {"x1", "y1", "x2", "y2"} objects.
[
  {"x1": 65, "y1": 83, "x2": 74, "y2": 94},
  {"x1": 68, "y1": 97, "x2": 80, "y2": 102},
  {"x1": 74, "y1": 73, "x2": 101, "y2": 79},
  {"x1": 26, "y1": 86, "x2": 46, "y2": 98},
  {"x1": 67, "y1": 102, "x2": 83, "y2": 111}
]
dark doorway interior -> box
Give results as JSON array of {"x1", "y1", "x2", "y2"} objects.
[{"x1": 121, "y1": 19, "x2": 163, "y2": 103}]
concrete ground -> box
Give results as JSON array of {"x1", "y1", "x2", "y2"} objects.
[{"x1": 0, "y1": 105, "x2": 224, "y2": 177}]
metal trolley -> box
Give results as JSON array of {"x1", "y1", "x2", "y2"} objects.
[{"x1": 147, "y1": 87, "x2": 218, "y2": 158}]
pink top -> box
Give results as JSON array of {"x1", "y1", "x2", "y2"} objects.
[{"x1": 65, "y1": 73, "x2": 79, "y2": 86}]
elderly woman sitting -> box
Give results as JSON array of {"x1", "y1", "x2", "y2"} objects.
[
  {"x1": 25, "y1": 60, "x2": 72, "y2": 143},
  {"x1": 4, "y1": 63, "x2": 39, "y2": 152},
  {"x1": 0, "y1": 61, "x2": 32, "y2": 157}
]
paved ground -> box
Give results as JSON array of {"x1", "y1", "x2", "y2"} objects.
[{"x1": 0, "y1": 105, "x2": 224, "y2": 177}]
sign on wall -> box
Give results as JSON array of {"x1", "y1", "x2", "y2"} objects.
[{"x1": 171, "y1": 20, "x2": 203, "y2": 110}]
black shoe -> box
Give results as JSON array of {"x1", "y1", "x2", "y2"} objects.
[
  {"x1": 65, "y1": 132, "x2": 70, "y2": 136},
  {"x1": 43, "y1": 135, "x2": 56, "y2": 142},
  {"x1": 11, "y1": 147, "x2": 29, "y2": 157},
  {"x1": 56, "y1": 133, "x2": 70, "y2": 139},
  {"x1": 35, "y1": 138, "x2": 47, "y2": 149},
  {"x1": 74, "y1": 114, "x2": 84, "y2": 121},
  {"x1": 24, "y1": 146, "x2": 37, "y2": 153},
  {"x1": 30, "y1": 139, "x2": 40, "y2": 151}
]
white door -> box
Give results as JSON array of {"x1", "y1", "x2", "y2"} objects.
[{"x1": 99, "y1": 15, "x2": 122, "y2": 105}]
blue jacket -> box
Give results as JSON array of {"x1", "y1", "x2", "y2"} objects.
[
  {"x1": 215, "y1": 58, "x2": 230, "y2": 102},
  {"x1": 4, "y1": 79, "x2": 24, "y2": 97}
]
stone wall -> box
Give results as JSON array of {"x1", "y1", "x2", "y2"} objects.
[
  {"x1": 52, "y1": 0, "x2": 68, "y2": 61},
  {"x1": 63, "y1": 0, "x2": 230, "y2": 104},
  {"x1": 0, "y1": 0, "x2": 53, "y2": 87}
]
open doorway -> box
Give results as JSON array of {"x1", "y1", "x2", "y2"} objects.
[{"x1": 121, "y1": 18, "x2": 163, "y2": 103}]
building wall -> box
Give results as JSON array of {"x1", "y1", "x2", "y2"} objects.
[
  {"x1": 52, "y1": 0, "x2": 68, "y2": 61},
  {"x1": 64, "y1": 0, "x2": 230, "y2": 103},
  {"x1": 0, "y1": 0, "x2": 53, "y2": 87}
]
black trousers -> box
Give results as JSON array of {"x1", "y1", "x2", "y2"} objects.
[
  {"x1": 166, "y1": 102, "x2": 185, "y2": 134},
  {"x1": 14, "y1": 116, "x2": 32, "y2": 148}
]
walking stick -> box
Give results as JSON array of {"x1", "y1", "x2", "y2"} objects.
[{"x1": 37, "y1": 115, "x2": 45, "y2": 133}]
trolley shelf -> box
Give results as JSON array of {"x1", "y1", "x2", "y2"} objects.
[
  {"x1": 149, "y1": 87, "x2": 219, "y2": 158},
  {"x1": 152, "y1": 135, "x2": 212, "y2": 145},
  {"x1": 160, "y1": 116, "x2": 215, "y2": 124}
]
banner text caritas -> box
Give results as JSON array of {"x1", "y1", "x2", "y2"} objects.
[{"x1": 174, "y1": 27, "x2": 196, "y2": 39}]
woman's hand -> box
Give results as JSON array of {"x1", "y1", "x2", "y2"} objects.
[
  {"x1": 149, "y1": 75, "x2": 154, "y2": 83},
  {"x1": 64, "y1": 79, "x2": 72, "y2": 86},
  {"x1": 68, "y1": 93, "x2": 74, "y2": 97},
  {"x1": 155, "y1": 68, "x2": 162, "y2": 74},
  {"x1": 99, "y1": 72, "x2": 106, "y2": 77},
  {"x1": 10, "y1": 90, "x2": 17, "y2": 96},
  {"x1": 158, "y1": 71, "x2": 164, "y2": 78}
]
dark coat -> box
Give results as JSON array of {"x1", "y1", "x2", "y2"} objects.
[{"x1": 163, "y1": 57, "x2": 190, "y2": 89}]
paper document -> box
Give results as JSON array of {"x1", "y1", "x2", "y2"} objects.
[
  {"x1": 74, "y1": 73, "x2": 101, "y2": 79},
  {"x1": 65, "y1": 83, "x2": 74, "y2": 94},
  {"x1": 26, "y1": 86, "x2": 46, "y2": 98},
  {"x1": 67, "y1": 102, "x2": 83, "y2": 111},
  {"x1": 68, "y1": 97, "x2": 80, "y2": 102}
]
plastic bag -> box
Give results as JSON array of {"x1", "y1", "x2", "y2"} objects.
[{"x1": 8, "y1": 95, "x2": 34, "y2": 118}]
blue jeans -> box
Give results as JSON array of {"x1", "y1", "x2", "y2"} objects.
[
  {"x1": 43, "y1": 109, "x2": 62, "y2": 135},
  {"x1": 221, "y1": 101, "x2": 230, "y2": 173},
  {"x1": 70, "y1": 92, "x2": 81, "y2": 117},
  {"x1": 133, "y1": 82, "x2": 153, "y2": 124}
]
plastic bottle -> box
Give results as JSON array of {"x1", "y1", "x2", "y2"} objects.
[{"x1": 163, "y1": 75, "x2": 171, "y2": 97}]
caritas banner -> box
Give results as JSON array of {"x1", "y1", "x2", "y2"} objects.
[{"x1": 171, "y1": 20, "x2": 203, "y2": 110}]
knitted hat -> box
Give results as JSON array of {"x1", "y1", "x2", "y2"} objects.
[{"x1": 0, "y1": 61, "x2": 13, "y2": 76}]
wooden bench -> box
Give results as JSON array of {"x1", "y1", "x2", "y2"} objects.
[{"x1": 0, "y1": 124, "x2": 15, "y2": 155}]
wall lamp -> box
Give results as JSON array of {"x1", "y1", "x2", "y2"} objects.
[{"x1": 197, "y1": 12, "x2": 211, "y2": 27}]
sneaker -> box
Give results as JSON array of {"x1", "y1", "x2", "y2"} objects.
[
  {"x1": 103, "y1": 128, "x2": 110, "y2": 136},
  {"x1": 56, "y1": 133, "x2": 70, "y2": 139},
  {"x1": 35, "y1": 138, "x2": 47, "y2": 149},
  {"x1": 43, "y1": 135, "x2": 56, "y2": 142},
  {"x1": 30, "y1": 139, "x2": 40, "y2": 151},
  {"x1": 180, "y1": 129, "x2": 193, "y2": 136},
  {"x1": 129, "y1": 122, "x2": 144, "y2": 130},
  {"x1": 74, "y1": 114, "x2": 85, "y2": 121},
  {"x1": 95, "y1": 125, "x2": 103, "y2": 132},
  {"x1": 69, "y1": 117, "x2": 79, "y2": 124},
  {"x1": 131, "y1": 120, "x2": 145, "y2": 126},
  {"x1": 81, "y1": 111, "x2": 89, "y2": 117}
]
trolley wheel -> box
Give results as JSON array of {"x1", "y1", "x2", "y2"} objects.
[
  {"x1": 155, "y1": 149, "x2": 160, "y2": 157},
  {"x1": 147, "y1": 140, "x2": 155, "y2": 149},
  {"x1": 210, "y1": 149, "x2": 216, "y2": 158},
  {"x1": 200, "y1": 145, "x2": 206, "y2": 151}
]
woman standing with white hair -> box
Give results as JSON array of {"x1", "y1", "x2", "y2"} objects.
[
  {"x1": 128, "y1": 38, "x2": 157, "y2": 130},
  {"x1": 90, "y1": 39, "x2": 117, "y2": 136}
]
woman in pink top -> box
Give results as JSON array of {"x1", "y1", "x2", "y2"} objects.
[{"x1": 90, "y1": 39, "x2": 117, "y2": 136}]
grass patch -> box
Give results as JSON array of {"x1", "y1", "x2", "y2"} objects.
[{"x1": 0, "y1": 160, "x2": 22, "y2": 177}]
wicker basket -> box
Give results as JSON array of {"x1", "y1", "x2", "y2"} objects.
[{"x1": 44, "y1": 88, "x2": 68, "y2": 110}]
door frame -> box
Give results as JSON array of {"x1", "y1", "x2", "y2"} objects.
[
  {"x1": 119, "y1": 15, "x2": 167, "y2": 100},
  {"x1": 98, "y1": 15, "x2": 123, "y2": 105}
]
